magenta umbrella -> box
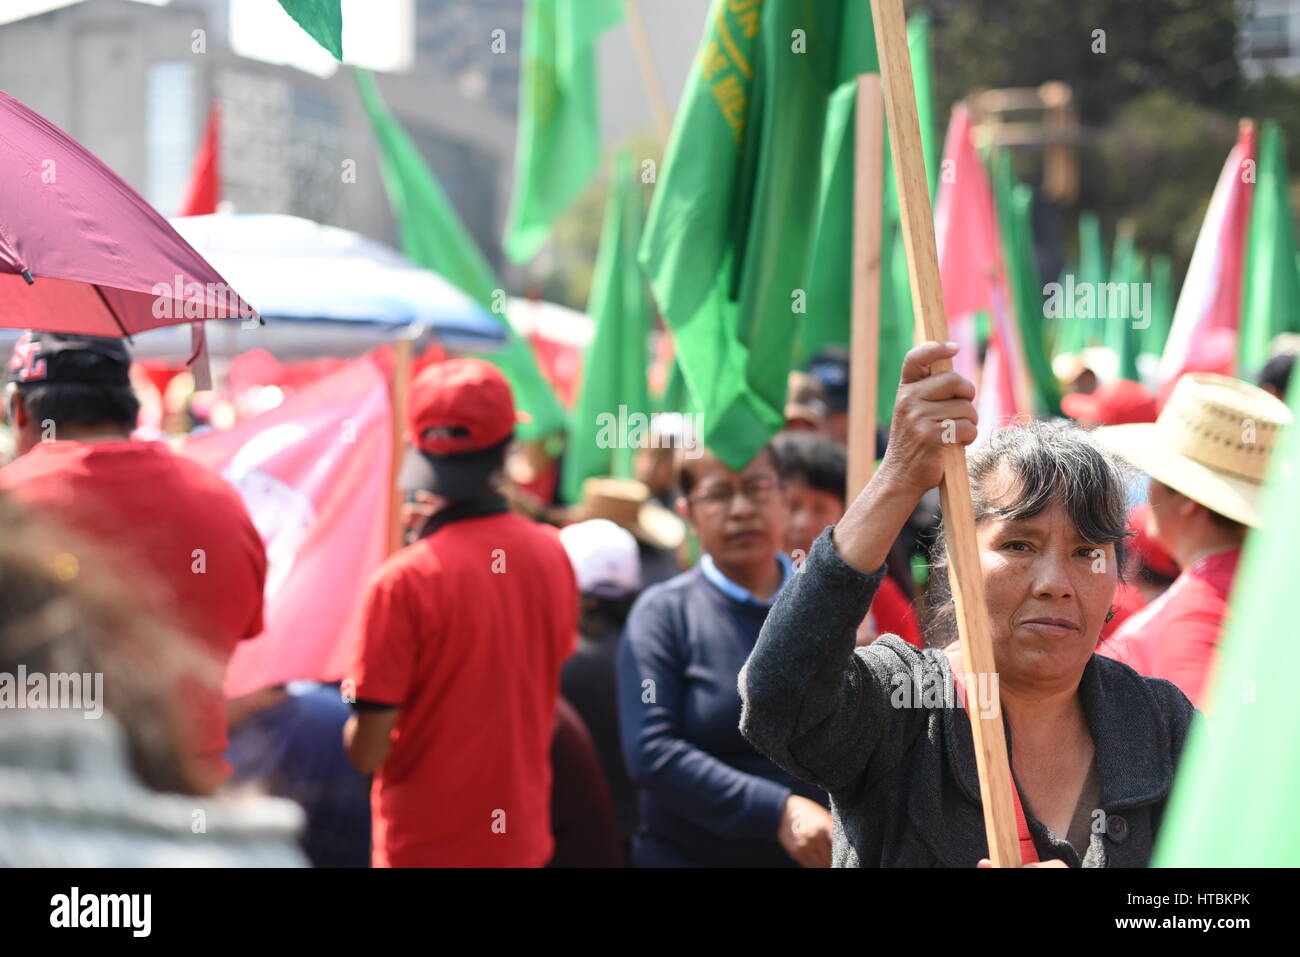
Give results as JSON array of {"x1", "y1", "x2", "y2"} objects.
[{"x1": 0, "y1": 90, "x2": 256, "y2": 340}]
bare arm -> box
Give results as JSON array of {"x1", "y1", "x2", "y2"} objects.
[
  {"x1": 833, "y1": 340, "x2": 977, "y2": 574},
  {"x1": 344, "y1": 708, "x2": 399, "y2": 775}
]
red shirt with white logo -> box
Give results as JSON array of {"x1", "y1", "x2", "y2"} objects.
[
  {"x1": 0, "y1": 440, "x2": 266, "y2": 788},
  {"x1": 1097, "y1": 549, "x2": 1239, "y2": 708},
  {"x1": 349, "y1": 510, "x2": 578, "y2": 867}
]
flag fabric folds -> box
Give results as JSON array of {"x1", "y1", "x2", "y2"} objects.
[
  {"x1": 1158, "y1": 122, "x2": 1257, "y2": 389},
  {"x1": 185, "y1": 355, "x2": 392, "y2": 697},
  {"x1": 639, "y1": 0, "x2": 870, "y2": 470},
  {"x1": 275, "y1": 0, "x2": 343, "y2": 60},
  {"x1": 561, "y1": 152, "x2": 652, "y2": 503},
  {"x1": 355, "y1": 69, "x2": 566, "y2": 441},
  {"x1": 504, "y1": 0, "x2": 624, "y2": 263},
  {"x1": 1153, "y1": 372, "x2": 1299, "y2": 866},
  {"x1": 991, "y1": 149, "x2": 1061, "y2": 415},
  {"x1": 1238, "y1": 120, "x2": 1300, "y2": 376},
  {"x1": 178, "y1": 105, "x2": 219, "y2": 217}
]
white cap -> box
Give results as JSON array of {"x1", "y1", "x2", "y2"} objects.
[{"x1": 559, "y1": 518, "x2": 641, "y2": 598}]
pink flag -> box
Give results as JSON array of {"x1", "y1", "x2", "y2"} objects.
[
  {"x1": 185, "y1": 354, "x2": 392, "y2": 696},
  {"x1": 1158, "y1": 122, "x2": 1258, "y2": 396},
  {"x1": 934, "y1": 105, "x2": 1031, "y2": 439}
]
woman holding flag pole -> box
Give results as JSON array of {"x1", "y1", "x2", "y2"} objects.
[{"x1": 739, "y1": 340, "x2": 1196, "y2": 867}]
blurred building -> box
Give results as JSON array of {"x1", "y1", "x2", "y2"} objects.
[
  {"x1": 0, "y1": 0, "x2": 514, "y2": 270},
  {"x1": 1240, "y1": 0, "x2": 1300, "y2": 78}
]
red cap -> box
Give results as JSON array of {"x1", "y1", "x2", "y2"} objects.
[
  {"x1": 408, "y1": 358, "x2": 517, "y2": 456},
  {"x1": 1061, "y1": 379, "x2": 1157, "y2": 426}
]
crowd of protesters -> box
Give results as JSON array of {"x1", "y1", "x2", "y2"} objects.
[{"x1": 0, "y1": 327, "x2": 1294, "y2": 867}]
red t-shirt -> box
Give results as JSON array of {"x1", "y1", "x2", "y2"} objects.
[
  {"x1": 1097, "y1": 549, "x2": 1240, "y2": 708},
  {"x1": 0, "y1": 440, "x2": 266, "y2": 788},
  {"x1": 869, "y1": 575, "x2": 922, "y2": 648},
  {"x1": 349, "y1": 511, "x2": 579, "y2": 867}
]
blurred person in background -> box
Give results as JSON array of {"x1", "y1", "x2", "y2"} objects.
[
  {"x1": 773, "y1": 430, "x2": 921, "y2": 648},
  {"x1": 1256, "y1": 346, "x2": 1295, "y2": 403},
  {"x1": 225, "y1": 681, "x2": 371, "y2": 868},
  {"x1": 617, "y1": 442, "x2": 833, "y2": 868},
  {"x1": 570, "y1": 477, "x2": 684, "y2": 589},
  {"x1": 783, "y1": 371, "x2": 829, "y2": 432},
  {"x1": 1, "y1": 331, "x2": 266, "y2": 793},
  {"x1": 343, "y1": 358, "x2": 578, "y2": 867},
  {"x1": 807, "y1": 347, "x2": 851, "y2": 446},
  {"x1": 548, "y1": 697, "x2": 623, "y2": 867},
  {"x1": 559, "y1": 518, "x2": 643, "y2": 846},
  {"x1": 1096, "y1": 373, "x2": 1291, "y2": 707},
  {"x1": 0, "y1": 498, "x2": 303, "y2": 866}
]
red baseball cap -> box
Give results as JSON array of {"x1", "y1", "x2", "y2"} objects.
[
  {"x1": 1061, "y1": 379, "x2": 1157, "y2": 426},
  {"x1": 399, "y1": 358, "x2": 519, "y2": 501}
]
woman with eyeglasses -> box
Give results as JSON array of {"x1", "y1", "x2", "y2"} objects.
[{"x1": 616, "y1": 443, "x2": 833, "y2": 867}]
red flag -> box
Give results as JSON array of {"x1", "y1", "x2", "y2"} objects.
[
  {"x1": 178, "y1": 104, "x2": 220, "y2": 217},
  {"x1": 185, "y1": 354, "x2": 393, "y2": 696},
  {"x1": 934, "y1": 105, "x2": 1031, "y2": 437},
  {"x1": 1158, "y1": 122, "x2": 1257, "y2": 399}
]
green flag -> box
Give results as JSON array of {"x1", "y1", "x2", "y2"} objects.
[
  {"x1": 1239, "y1": 120, "x2": 1300, "y2": 375},
  {"x1": 276, "y1": 0, "x2": 343, "y2": 59},
  {"x1": 1141, "y1": 254, "x2": 1174, "y2": 359},
  {"x1": 561, "y1": 153, "x2": 652, "y2": 503},
  {"x1": 800, "y1": 8, "x2": 936, "y2": 428},
  {"x1": 1107, "y1": 229, "x2": 1143, "y2": 381},
  {"x1": 1057, "y1": 212, "x2": 1107, "y2": 356},
  {"x1": 1154, "y1": 374, "x2": 1299, "y2": 866},
  {"x1": 354, "y1": 69, "x2": 565, "y2": 440},
  {"x1": 656, "y1": 352, "x2": 690, "y2": 414},
  {"x1": 991, "y1": 150, "x2": 1061, "y2": 415},
  {"x1": 503, "y1": 0, "x2": 623, "y2": 263},
  {"x1": 639, "y1": 0, "x2": 865, "y2": 470}
]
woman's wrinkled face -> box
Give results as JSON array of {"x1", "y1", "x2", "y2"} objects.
[{"x1": 976, "y1": 471, "x2": 1117, "y2": 692}]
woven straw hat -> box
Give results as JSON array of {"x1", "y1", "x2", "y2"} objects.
[
  {"x1": 1094, "y1": 373, "x2": 1292, "y2": 528},
  {"x1": 568, "y1": 477, "x2": 686, "y2": 550}
]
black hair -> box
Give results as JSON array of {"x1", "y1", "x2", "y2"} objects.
[
  {"x1": 15, "y1": 352, "x2": 139, "y2": 432},
  {"x1": 925, "y1": 420, "x2": 1131, "y2": 648},
  {"x1": 772, "y1": 430, "x2": 847, "y2": 503},
  {"x1": 679, "y1": 441, "x2": 784, "y2": 500},
  {"x1": 577, "y1": 592, "x2": 637, "y2": 638},
  {"x1": 1258, "y1": 352, "x2": 1295, "y2": 400}
]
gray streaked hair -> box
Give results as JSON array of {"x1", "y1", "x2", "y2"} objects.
[{"x1": 924, "y1": 419, "x2": 1132, "y2": 648}]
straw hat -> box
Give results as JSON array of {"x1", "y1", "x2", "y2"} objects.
[
  {"x1": 568, "y1": 477, "x2": 686, "y2": 550},
  {"x1": 1094, "y1": 373, "x2": 1292, "y2": 528}
]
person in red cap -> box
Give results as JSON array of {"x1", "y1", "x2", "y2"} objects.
[
  {"x1": 1, "y1": 331, "x2": 266, "y2": 793},
  {"x1": 343, "y1": 358, "x2": 578, "y2": 867},
  {"x1": 1060, "y1": 378, "x2": 1158, "y2": 427}
]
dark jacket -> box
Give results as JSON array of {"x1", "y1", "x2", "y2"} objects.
[
  {"x1": 738, "y1": 527, "x2": 1195, "y2": 868},
  {"x1": 617, "y1": 564, "x2": 827, "y2": 867}
]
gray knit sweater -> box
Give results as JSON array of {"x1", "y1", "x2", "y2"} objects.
[{"x1": 738, "y1": 527, "x2": 1195, "y2": 867}]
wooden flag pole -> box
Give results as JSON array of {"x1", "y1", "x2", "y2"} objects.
[
  {"x1": 848, "y1": 74, "x2": 884, "y2": 500},
  {"x1": 870, "y1": 0, "x2": 1022, "y2": 868},
  {"x1": 623, "y1": 0, "x2": 673, "y2": 145},
  {"x1": 388, "y1": 336, "x2": 413, "y2": 555}
]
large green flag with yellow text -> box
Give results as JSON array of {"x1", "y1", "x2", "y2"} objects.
[
  {"x1": 639, "y1": 0, "x2": 870, "y2": 470},
  {"x1": 504, "y1": 0, "x2": 624, "y2": 263},
  {"x1": 801, "y1": 9, "x2": 937, "y2": 429},
  {"x1": 355, "y1": 69, "x2": 565, "y2": 440},
  {"x1": 561, "y1": 152, "x2": 652, "y2": 503},
  {"x1": 1154, "y1": 371, "x2": 1299, "y2": 866}
]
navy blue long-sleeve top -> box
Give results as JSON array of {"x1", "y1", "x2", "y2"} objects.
[{"x1": 616, "y1": 560, "x2": 828, "y2": 867}]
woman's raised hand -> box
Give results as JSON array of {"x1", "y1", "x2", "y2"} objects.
[{"x1": 877, "y1": 341, "x2": 979, "y2": 497}]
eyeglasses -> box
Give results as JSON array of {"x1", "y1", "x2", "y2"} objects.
[{"x1": 688, "y1": 474, "x2": 780, "y2": 513}]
